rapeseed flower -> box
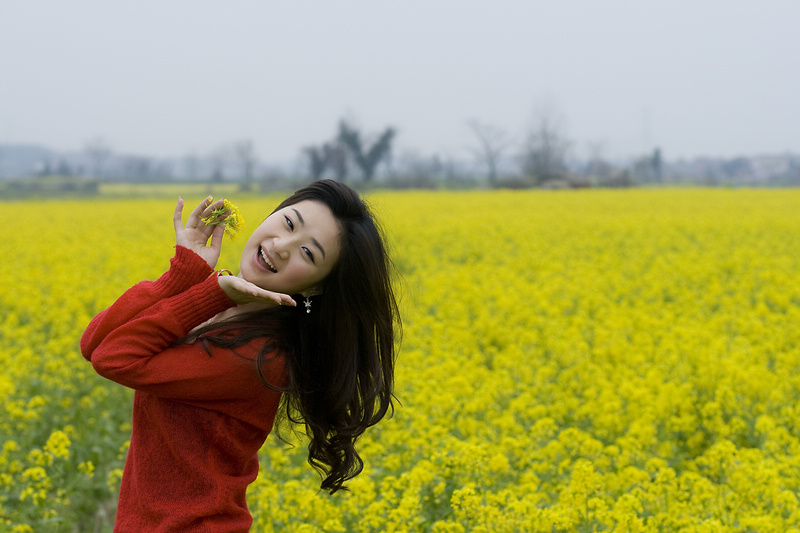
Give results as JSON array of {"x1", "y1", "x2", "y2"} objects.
[
  {"x1": 78, "y1": 461, "x2": 95, "y2": 478},
  {"x1": 202, "y1": 198, "x2": 245, "y2": 239},
  {"x1": 44, "y1": 430, "x2": 70, "y2": 460},
  {"x1": 4, "y1": 189, "x2": 800, "y2": 530}
]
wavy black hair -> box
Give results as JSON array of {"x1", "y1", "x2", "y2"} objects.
[{"x1": 190, "y1": 179, "x2": 400, "y2": 493}]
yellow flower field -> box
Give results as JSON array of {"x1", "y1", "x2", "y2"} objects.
[{"x1": 2, "y1": 188, "x2": 800, "y2": 532}]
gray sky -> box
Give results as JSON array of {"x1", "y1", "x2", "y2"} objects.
[{"x1": 1, "y1": 1, "x2": 798, "y2": 164}]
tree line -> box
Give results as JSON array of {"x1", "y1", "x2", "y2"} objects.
[{"x1": 3, "y1": 112, "x2": 799, "y2": 191}]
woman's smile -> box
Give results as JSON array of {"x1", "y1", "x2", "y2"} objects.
[
  {"x1": 257, "y1": 245, "x2": 278, "y2": 273},
  {"x1": 239, "y1": 200, "x2": 342, "y2": 296}
]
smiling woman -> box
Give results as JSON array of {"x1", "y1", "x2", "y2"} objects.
[
  {"x1": 239, "y1": 199, "x2": 342, "y2": 297},
  {"x1": 80, "y1": 179, "x2": 401, "y2": 532}
]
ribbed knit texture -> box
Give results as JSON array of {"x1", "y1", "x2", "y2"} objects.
[{"x1": 81, "y1": 246, "x2": 286, "y2": 532}]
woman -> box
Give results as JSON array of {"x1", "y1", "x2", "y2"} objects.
[{"x1": 81, "y1": 179, "x2": 400, "y2": 532}]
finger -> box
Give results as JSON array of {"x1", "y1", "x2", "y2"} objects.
[
  {"x1": 265, "y1": 292, "x2": 296, "y2": 307},
  {"x1": 193, "y1": 201, "x2": 227, "y2": 241},
  {"x1": 244, "y1": 284, "x2": 295, "y2": 307},
  {"x1": 196, "y1": 200, "x2": 229, "y2": 237},
  {"x1": 208, "y1": 222, "x2": 226, "y2": 251},
  {"x1": 199, "y1": 198, "x2": 227, "y2": 220},
  {"x1": 173, "y1": 197, "x2": 185, "y2": 234},
  {"x1": 186, "y1": 196, "x2": 213, "y2": 227}
]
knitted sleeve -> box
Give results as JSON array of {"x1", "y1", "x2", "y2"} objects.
[
  {"x1": 80, "y1": 245, "x2": 218, "y2": 361},
  {"x1": 89, "y1": 274, "x2": 279, "y2": 401},
  {"x1": 81, "y1": 246, "x2": 285, "y2": 402}
]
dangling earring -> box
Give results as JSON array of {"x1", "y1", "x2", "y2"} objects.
[{"x1": 304, "y1": 296, "x2": 312, "y2": 314}]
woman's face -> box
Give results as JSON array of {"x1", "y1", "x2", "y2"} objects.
[{"x1": 240, "y1": 199, "x2": 342, "y2": 296}]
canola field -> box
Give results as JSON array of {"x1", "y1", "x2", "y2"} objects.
[{"x1": 2, "y1": 187, "x2": 800, "y2": 532}]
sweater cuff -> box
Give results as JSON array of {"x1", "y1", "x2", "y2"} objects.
[
  {"x1": 151, "y1": 246, "x2": 215, "y2": 296},
  {"x1": 169, "y1": 273, "x2": 237, "y2": 330}
]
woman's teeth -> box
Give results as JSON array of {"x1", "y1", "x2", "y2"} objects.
[{"x1": 259, "y1": 247, "x2": 277, "y2": 272}]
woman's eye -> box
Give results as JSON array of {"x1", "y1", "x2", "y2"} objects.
[
  {"x1": 303, "y1": 247, "x2": 315, "y2": 263},
  {"x1": 285, "y1": 216, "x2": 294, "y2": 230}
]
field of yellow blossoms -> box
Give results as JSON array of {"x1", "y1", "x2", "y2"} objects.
[{"x1": 2, "y1": 187, "x2": 800, "y2": 532}]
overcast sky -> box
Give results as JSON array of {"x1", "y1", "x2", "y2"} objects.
[{"x1": 1, "y1": 1, "x2": 798, "y2": 164}]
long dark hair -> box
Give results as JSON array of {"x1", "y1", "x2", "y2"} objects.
[{"x1": 192, "y1": 179, "x2": 400, "y2": 493}]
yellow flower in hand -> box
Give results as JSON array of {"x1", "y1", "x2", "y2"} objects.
[{"x1": 202, "y1": 198, "x2": 245, "y2": 239}]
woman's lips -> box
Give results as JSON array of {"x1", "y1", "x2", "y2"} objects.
[{"x1": 257, "y1": 245, "x2": 277, "y2": 273}]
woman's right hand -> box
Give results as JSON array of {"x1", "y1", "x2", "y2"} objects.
[
  {"x1": 173, "y1": 196, "x2": 227, "y2": 269},
  {"x1": 217, "y1": 275, "x2": 297, "y2": 308}
]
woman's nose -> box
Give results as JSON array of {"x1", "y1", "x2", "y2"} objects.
[{"x1": 273, "y1": 239, "x2": 290, "y2": 260}]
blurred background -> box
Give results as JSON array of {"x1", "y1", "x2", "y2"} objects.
[{"x1": 1, "y1": 0, "x2": 799, "y2": 190}]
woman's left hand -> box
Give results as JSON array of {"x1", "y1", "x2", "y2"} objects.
[
  {"x1": 217, "y1": 275, "x2": 297, "y2": 308},
  {"x1": 173, "y1": 196, "x2": 227, "y2": 268}
]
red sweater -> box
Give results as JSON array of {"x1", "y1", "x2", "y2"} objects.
[{"x1": 81, "y1": 246, "x2": 286, "y2": 532}]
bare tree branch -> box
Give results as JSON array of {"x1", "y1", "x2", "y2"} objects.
[
  {"x1": 467, "y1": 120, "x2": 513, "y2": 184},
  {"x1": 338, "y1": 120, "x2": 395, "y2": 183},
  {"x1": 522, "y1": 109, "x2": 571, "y2": 186}
]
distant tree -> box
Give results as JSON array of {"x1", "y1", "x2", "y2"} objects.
[
  {"x1": 209, "y1": 148, "x2": 228, "y2": 183},
  {"x1": 84, "y1": 138, "x2": 112, "y2": 179},
  {"x1": 784, "y1": 157, "x2": 800, "y2": 186},
  {"x1": 467, "y1": 120, "x2": 513, "y2": 184},
  {"x1": 302, "y1": 140, "x2": 349, "y2": 181},
  {"x1": 324, "y1": 142, "x2": 348, "y2": 181},
  {"x1": 302, "y1": 145, "x2": 328, "y2": 180},
  {"x1": 631, "y1": 148, "x2": 664, "y2": 184},
  {"x1": 260, "y1": 165, "x2": 288, "y2": 191},
  {"x1": 338, "y1": 120, "x2": 395, "y2": 183},
  {"x1": 154, "y1": 160, "x2": 174, "y2": 181},
  {"x1": 121, "y1": 156, "x2": 153, "y2": 180},
  {"x1": 721, "y1": 156, "x2": 752, "y2": 181},
  {"x1": 652, "y1": 148, "x2": 663, "y2": 183},
  {"x1": 583, "y1": 141, "x2": 615, "y2": 182},
  {"x1": 56, "y1": 159, "x2": 73, "y2": 176},
  {"x1": 521, "y1": 109, "x2": 571, "y2": 186},
  {"x1": 387, "y1": 150, "x2": 449, "y2": 189},
  {"x1": 234, "y1": 140, "x2": 257, "y2": 191}
]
